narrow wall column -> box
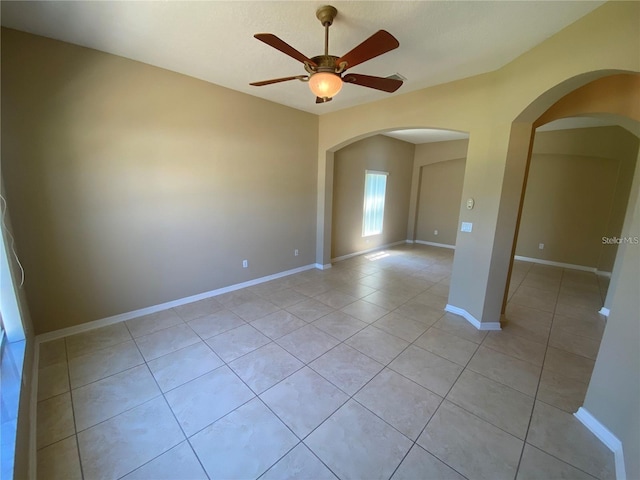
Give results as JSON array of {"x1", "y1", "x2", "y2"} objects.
[
  {"x1": 582, "y1": 148, "x2": 640, "y2": 479},
  {"x1": 406, "y1": 161, "x2": 421, "y2": 242},
  {"x1": 316, "y1": 150, "x2": 334, "y2": 267},
  {"x1": 447, "y1": 122, "x2": 533, "y2": 328}
]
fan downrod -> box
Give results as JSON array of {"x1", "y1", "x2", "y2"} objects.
[
  {"x1": 250, "y1": 4, "x2": 403, "y2": 102},
  {"x1": 316, "y1": 5, "x2": 337, "y2": 26}
]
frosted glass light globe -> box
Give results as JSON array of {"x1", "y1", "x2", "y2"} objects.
[{"x1": 308, "y1": 72, "x2": 343, "y2": 98}]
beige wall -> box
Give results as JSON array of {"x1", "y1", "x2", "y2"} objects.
[
  {"x1": 415, "y1": 158, "x2": 466, "y2": 246},
  {"x1": 405, "y1": 127, "x2": 638, "y2": 271},
  {"x1": 331, "y1": 135, "x2": 414, "y2": 258},
  {"x1": 0, "y1": 181, "x2": 36, "y2": 480},
  {"x1": 517, "y1": 153, "x2": 619, "y2": 268},
  {"x1": 2, "y1": 2, "x2": 640, "y2": 477},
  {"x1": 405, "y1": 128, "x2": 638, "y2": 270},
  {"x1": 584, "y1": 147, "x2": 640, "y2": 479},
  {"x1": 408, "y1": 139, "x2": 469, "y2": 242},
  {"x1": 1, "y1": 28, "x2": 319, "y2": 334},
  {"x1": 516, "y1": 127, "x2": 639, "y2": 271},
  {"x1": 316, "y1": 1, "x2": 639, "y2": 329},
  {"x1": 535, "y1": 74, "x2": 640, "y2": 129}
]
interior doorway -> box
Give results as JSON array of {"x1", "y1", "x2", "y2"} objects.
[
  {"x1": 506, "y1": 118, "x2": 638, "y2": 304},
  {"x1": 329, "y1": 128, "x2": 470, "y2": 264}
]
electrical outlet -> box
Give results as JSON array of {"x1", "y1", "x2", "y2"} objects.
[
  {"x1": 539, "y1": 243, "x2": 544, "y2": 250},
  {"x1": 434, "y1": 230, "x2": 438, "y2": 236},
  {"x1": 294, "y1": 249, "x2": 299, "y2": 256},
  {"x1": 242, "y1": 260, "x2": 248, "y2": 268}
]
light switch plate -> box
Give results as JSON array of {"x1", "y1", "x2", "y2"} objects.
[{"x1": 461, "y1": 222, "x2": 473, "y2": 232}]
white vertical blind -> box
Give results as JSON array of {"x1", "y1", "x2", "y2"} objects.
[{"x1": 362, "y1": 170, "x2": 388, "y2": 236}]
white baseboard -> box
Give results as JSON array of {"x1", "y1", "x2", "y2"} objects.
[
  {"x1": 415, "y1": 240, "x2": 456, "y2": 250},
  {"x1": 514, "y1": 255, "x2": 596, "y2": 273},
  {"x1": 314, "y1": 263, "x2": 332, "y2": 270},
  {"x1": 445, "y1": 304, "x2": 502, "y2": 331},
  {"x1": 575, "y1": 407, "x2": 626, "y2": 480},
  {"x1": 405, "y1": 239, "x2": 415, "y2": 244},
  {"x1": 596, "y1": 270, "x2": 612, "y2": 278},
  {"x1": 35, "y1": 263, "x2": 317, "y2": 343},
  {"x1": 31, "y1": 262, "x2": 321, "y2": 477},
  {"x1": 598, "y1": 307, "x2": 610, "y2": 318},
  {"x1": 331, "y1": 240, "x2": 407, "y2": 263}
]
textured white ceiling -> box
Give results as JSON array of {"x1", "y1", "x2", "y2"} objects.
[
  {"x1": 537, "y1": 117, "x2": 621, "y2": 132},
  {"x1": 384, "y1": 129, "x2": 469, "y2": 144},
  {"x1": 384, "y1": 118, "x2": 624, "y2": 144},
  {"x1": 1, "y1": 1, "x2": 605, "y2": 115}
]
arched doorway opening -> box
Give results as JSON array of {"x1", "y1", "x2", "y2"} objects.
[
  {"x1": 319, "y1": 127, "x2": 471, "y2": 268},
  {"x1": 503, "y1": 73, "x2": 640, "y2": 315},
  {"x1": 505, "y1": 116, "x2": 638, "y2": 307},
  {"x1": 499, "y1": 72, "x2": 640, "y2": 479}
]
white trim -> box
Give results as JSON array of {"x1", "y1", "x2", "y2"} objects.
[
  {"x1": 30, "y1": 262, "x2": 318, "y2": 477},
  {"x1": 445, "y1": 304, "x2": 502, "y2": 331},
  {"x1": 596, "y1": 270, "x2": 612, "y2": 278},
  {"x1": 364, "y1": 169, "x2": 389, "y2": 176},
  {"x1": 406, "y1": 239, "x2": 415, "y2": 244},
  {"x1": 331, "y1": 240, "x2": 407, "y2": 263},
  {"x1": 35, "y1": 263, "x2": 317, "y2": 343},
  {"x1": 1, "y1": 221, "x2": 26, "y2": 342},
  {"x1": 599, "y1": 307, "x2": 610, "y2": 318},
  {"x1": 514, "y1": 255, "x2": 596, "y2": 273},
  {"x1": 29, "y1": 342, "x2": 39, "y2": 480},
  {"x1": 315, "y1": 263, "x2": 332, "y2": 270},
  {"x1": 415, "y1": 240, "x2": 456, "y2": 250},
  {"x1": 575, "y1": 407, "x2": 626, "y2": 480}
]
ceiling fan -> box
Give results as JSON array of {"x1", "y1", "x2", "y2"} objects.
[{"x1": 250, "y1": 5, "x2": 403, "y2": 104}]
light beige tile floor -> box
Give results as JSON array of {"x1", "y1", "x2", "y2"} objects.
[{"x1": 35, "y1": 244, "x2": 614, "y2": 479}]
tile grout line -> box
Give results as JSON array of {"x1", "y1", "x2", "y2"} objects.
[
  {"x1": 76, "y1": 322, "x2": 177, "y2": 478},
  {"x1": 253, "y1": 396, "x2": 342, "y2": 480},
  {"x1": 64, "y1": 337, "x2": 86, "y2": 480},
  {"x1": 121, "y1": 320, "x2": 210, "y2": 480},
  {"x1": 392, "y1": 326, "x2": 484, "y2": 480},
  {"x1": 37, "y1": 246, "x2": 609, "y2": 479},
  {"x1": 218, "y1": 266, "x2": 474, "y2": 477},
  {"x1": 37, "y1": 248, "x2": 427, "y2": 478},
  {"x1": 513, "y1": 266, "x2": 565, "y2": 478}
]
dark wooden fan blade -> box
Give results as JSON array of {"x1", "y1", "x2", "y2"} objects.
[
  {"x1": 336, "y1": 30, "x2": 399, "y2": 70},
  {"x1": 315, "y1": 96, "x2": 333, "y2": 104},
  {"x1": 254, "y1": 33, "x2": 318, "y2": 67},
  {"x1": 343, "y1": 73, "x2": 403, "y2": 93},
  {"x1": 250, "y1": 75, "x2": 307, "y2": 86}
]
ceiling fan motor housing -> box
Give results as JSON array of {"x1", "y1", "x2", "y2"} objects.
[
  {"x1": 250, "y1": 4, "x2": 403, "y2": 103},
  {"x1": 316, "y1": 5, "x2": 337, "y2": 26},
  {"x1": 306, "y1": 55, "x2": 340, "y2": 74}
]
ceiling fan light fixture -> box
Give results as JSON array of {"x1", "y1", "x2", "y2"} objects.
[
  {"x1": 308, "y1": 71, "x2": 342, "y2": 99},
  {"x1": 251, "y1": 5, "x2": 402, "y2": 104}
]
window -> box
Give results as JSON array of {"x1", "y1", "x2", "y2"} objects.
[
  {"x1": 1, "y1": 195, "x2": 26, "y2": 480},
  {"x1": 362, "y1": 170, "x2": 388, "y2": 237}
]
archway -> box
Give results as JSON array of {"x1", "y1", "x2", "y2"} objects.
[
  {"x1": 499, "y1": 72, "x2": 640, "y2": 479},
  {"x1": 502, "y1": 73, "x2": 640, "y2": 316},
  {"x1": 444, "y1": 71, "x2": 640, "y2": 331},
  {"x1": 318, "y1": 127, "x2": 471, "y2": 268}
]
